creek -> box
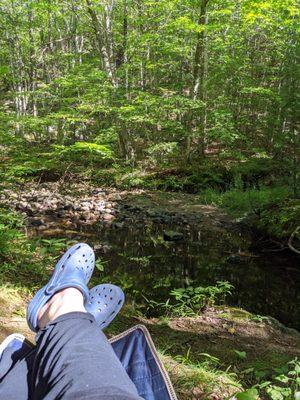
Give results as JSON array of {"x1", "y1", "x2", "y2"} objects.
[
  {"x1": 3, "y1": 185, "x2": 299, "y2": 330},
  {"x1": 79, "y1": 218, "x2": 300, "y2": 330}
]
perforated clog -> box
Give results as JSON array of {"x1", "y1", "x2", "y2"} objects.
[{"x1": 27, "y1": 243, "x2": 95, "y2": 332}]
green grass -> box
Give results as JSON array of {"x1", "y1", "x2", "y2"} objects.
[
  {"x1": 162, "y1": 353, "x2": 242, "y2": 400},
  {"x1": 198, "y1": 186, "x2": 290, "y2": 216},
  {"x1": 198, "y1": 185, "x2": 299, "y2": 238}
]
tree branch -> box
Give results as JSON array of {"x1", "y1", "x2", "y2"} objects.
[{"x1": 288, "y1": 226, "x2": 300, "y2": 255}]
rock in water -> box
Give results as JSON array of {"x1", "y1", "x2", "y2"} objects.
[
  {"x1": 28, "y1": 217, "x2": 44, "y2": 226},
  {"x1": 163, "y1": 230, "x2": 184, "y2": 241}
]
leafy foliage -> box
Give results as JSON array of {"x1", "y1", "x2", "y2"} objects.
[
  {"x1": 237, "y1": 358, "x2": 300, "y2": 400},
  {"x1": 168, "y1": 281, "x2": 234, "y2": 317},
  {"x1": 53, "y1": 142, "x2": 114, "y2": 165},
  {"x1": 0, "y1": 0, "x2": 298, "y2": 179},
  {"x1": 0, "y1": 210, "x2": 48, "y2": 285}
]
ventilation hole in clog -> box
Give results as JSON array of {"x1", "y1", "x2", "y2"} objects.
[
  {"x1": 85, "y1": 260, "x2": 88, "y2": 263},
  {"x1": 103, "y1": 287, "x2": 105, "y2": 290},
  {"x1": 101, "y1": 321, "x2": 106, "y2": 325},
  {"x1": 83, "y1": 254, "x2": 85, "y2": 257},
  {"x1": 61, "y1": 265, "x2": 65, "y2": 270},
  {"x1": 110, "y1": 289, "x2": 112, "y2": 292},
  {"x1": 110, "y1": 297, "x2": 113, "y2": 300},
  {"x1": 118, "y1": 300, "x2": 122, "y2": 305},
  {"x1": 76, "y1": 245, "x2": 81, "y2": 250},
  {"x1": 104, "y1": 295, "x2": 107, "y2": 298},
  {"x1": 67, "y1": 254, "x2": 71, "y2": 259}
]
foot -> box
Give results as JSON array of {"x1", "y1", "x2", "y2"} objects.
[
  {"x1": 86, "y1": 284, "x2": 125, "y2": 329},
  {"x1": 37, "y1": 288, "x2": 86, "y2": 329},
  {"x1": 27, "y1": 243, "x2": 94, "y2": 332}
]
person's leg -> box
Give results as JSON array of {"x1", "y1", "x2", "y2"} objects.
[
  {"x1": 0, "y1": 346, "x2": 34, "y2": 399},
  {"x1": 30, "y1": 288, "x2": 141, "y2": 400}
]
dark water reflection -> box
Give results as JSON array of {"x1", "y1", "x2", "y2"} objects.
[{"x1": 72, "y1": 221, "x2": 300, "y2": 331}]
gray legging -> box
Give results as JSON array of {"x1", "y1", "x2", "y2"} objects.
[{"x1": 0, "y1": 312, "x2": 141, "y2": 399}]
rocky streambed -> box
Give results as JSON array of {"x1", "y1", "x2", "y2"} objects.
[
  {"x1": 0, "y1": 183, "x2": 119, "y2": 227},
  {"x1": 0, "y1": 182, "x2": 241, "y2": 236}
]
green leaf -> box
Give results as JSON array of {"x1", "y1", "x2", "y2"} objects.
[
  {"x1": 236, "y1": 388, "x2": 259, "y2": 400},
  {"x1": 259, "y1": 381, "x2": 271, "y2": 388},
  {"x1": 274, "y1": 374, "x2": 289, "y2": 384},
  {"x1": 234, "y1": 350, "x2": 247, "y2": 360},
  {"x1": 95, "y1": 259, "x2": 106, "y2": 272},
  {"x1": 294, "y1": 391, "x2": 300, "y2": 400}
]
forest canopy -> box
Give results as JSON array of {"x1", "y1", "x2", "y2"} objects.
[{"x1": 0, "y1": 0, "x2": 298, "y2": 163}]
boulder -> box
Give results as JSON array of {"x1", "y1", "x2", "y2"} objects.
[
  {"x1": 28, "y1": 217, "x2": 44, "y2": 227},
  {"x1": 163, "y1": 230, "x2": 184, "y2": 241}
]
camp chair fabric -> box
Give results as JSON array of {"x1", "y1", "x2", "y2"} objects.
[
  {"x1": 110, "y1": 325, "x2": 177, "y2": 400},
  {"x1": 0, "y1": 325, "x2": 177, "y2": 400}
]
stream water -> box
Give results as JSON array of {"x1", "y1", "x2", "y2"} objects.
[{"x1": 54, "y1": 216, "x2": 300, "y2": 331}]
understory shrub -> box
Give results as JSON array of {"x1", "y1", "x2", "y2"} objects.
[
  {"x1": 53, "y1": 142, "x2": 114, "y2": 166},
  {"x1": 0, "y1": 210, "x2": 57, "y2": 287}
]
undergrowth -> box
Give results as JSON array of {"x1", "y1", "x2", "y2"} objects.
[
  {"x1": 198, "y1": 186, "x2": 299, "y2": 238},
  {"x1": 0, "y1": 209, "x2": 71, "y2": 291}
]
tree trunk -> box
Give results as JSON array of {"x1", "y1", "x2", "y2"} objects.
[
  {"x1": 85, "y1": 0, "x2": 118, "y2": 89},
  {"x1": 189, "y1": 0, "x2": 210, "y2": 159}
]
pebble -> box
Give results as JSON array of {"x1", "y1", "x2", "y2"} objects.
[
  {"x1": 103, "y1": 213, "x2": 114, "y2": 221},
  {"x1": 28, "y1": 217, "x2": 44, "y2": 226},
  {"x1": 0, "y1": 183, "x2": 118, "y2": 224}
]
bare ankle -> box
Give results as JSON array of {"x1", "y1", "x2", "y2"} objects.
[{"x1": 38, "y1": 288, "x2": 86, "y2": 329}]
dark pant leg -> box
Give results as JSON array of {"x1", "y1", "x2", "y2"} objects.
[
  {"x1": 0, "y1": 312, "x2": 141, "y2": 400},
  {"x1": 30, "y1": 312, "x2": 141, "y2": 400},
  {"x1": 0, "y1": 347, "x2": 34, "y2": 399}
]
